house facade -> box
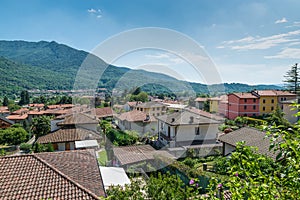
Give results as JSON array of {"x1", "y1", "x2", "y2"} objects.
[
  {"x1": 218, "y1": 127, "x2": 277, "y2": 160},
  {"x1": 156, "y1": 110, "x2": 221, "y2": 148},
  {"x1": 134, "y1": 101, "x2": 167, "y2": 117},
  {"x1": 227, "y1": 93, "x2": 259, "y2": 119},
  {"x1": 115, "y1": 110, "x2": 157, "y2": 135}
]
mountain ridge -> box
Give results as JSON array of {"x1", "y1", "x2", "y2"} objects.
[{"x1": 0, "y1": 40, "x2": 282, "y2": 97}]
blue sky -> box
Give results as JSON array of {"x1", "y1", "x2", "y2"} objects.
[{"x1": 1, "y1": 0, "x2": 300, "y2": 85}]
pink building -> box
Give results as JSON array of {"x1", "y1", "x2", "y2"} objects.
[{"x1": 227, "y1": 93, "x2": 259, "y2": 119}]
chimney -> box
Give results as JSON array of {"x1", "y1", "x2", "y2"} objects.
[{"x1": 171, "y1": 118, "x2": 175, "y2": 123}]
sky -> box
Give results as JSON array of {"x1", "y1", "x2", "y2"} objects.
[{"x1": 1, "y1": 0, "x2": 300, "y2": 85}]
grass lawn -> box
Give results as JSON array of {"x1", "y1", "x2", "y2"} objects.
[{"x1": 98, "y1": 150, "x2": 108, "y2": 166}]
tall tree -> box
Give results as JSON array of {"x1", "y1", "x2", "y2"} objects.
[
  {"x1": 31, "y1": 116, "x2": 51, "y2": 138},
  {"x1": 284, "y1": 63, "x2": 300, "y2": 94},
  {"x1": 19, "y1": 90, "x2": 30, "y2": 105},
  {"x1": 2, "y1": 96, "x2": 8, "y2": 106}
]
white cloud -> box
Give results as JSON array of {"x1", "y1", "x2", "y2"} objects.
[
  {"x1": 275, "y1": 17, "x2": 288, "y2": 24},
  {"x1": 88, "y1": 8, "x2": 102, "y2": 19},
  {"x1": 87, "y1": 8, "x2": 97, "y2": 13},
  {"x1": 145, "y1": 53, "x2": 184, "y2": 64},
  {"x1": 286, "y1": 21, "x2": 300, "y2": 28},
  {"x1": 220, "y1": 30, "x2": 300, "y2": 50},
  {"x1": 265, "y1": 48, "x2": 300, "y2": 59}
]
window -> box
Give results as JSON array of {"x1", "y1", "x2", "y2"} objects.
[
  {"x1": 263, "y1": 106, "x2": 265, "y2": 111},
  {"x1": 157, "y1": 113, "x2": 160, "y2": 116},
  {"x1": 244, "y1": 105, "x2": 247, "y2": 110},
  {"x1": 253, "y1": 99, "x2": 256, "y2": 103},
  {"x1": 271, "y1": 99, "x2": 274, "y2": 103},
  {"x1": 141, "y1": 108, "x2": 143, "y2": 111},
  {"x1": 271, "y1": 106, "x2": 274, "y2": 111},
  {"x1": 195, "y1": 127, "x2": 200, "y2": 135},
  {"x1": 152, "y1": 108, "x2": 155, "y2": 111},
  {"x1": 253, "y1": 114, "x2": 256, "y2": 117},
  {"x1": 244, "y1": 99, "x2": 247, "y2": 103},
  {"x1": 263, "y1": 99, "x2": 266, "y2": 103},
  {"x1": 253, "y1": 105, "x2": 256, "y2": 110},
  {"x1": 157, "y1": 107, "x2": 160, "y2": 110},
  {"x1": 244, "y1": 114, "x2": 247, "y2": 116}
]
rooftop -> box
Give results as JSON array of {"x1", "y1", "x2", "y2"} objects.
[
  {"x1": 117, "y1": 110, "x2": 156, "y2": 122},
  {"x1": 0, "y1": 149, "x2": 105, "y2": 199},
  {"x1": 113, "y1": 144, "x2": 174, "y2": 166},
  {"x1": 218, "y1": 127, "x2": 277, "y2": 160},
  {"x1": 36, "y1": 128, "x2": 101, "y2": 144},
  {"x1": 156, "y1": 110, "x2": 221, "y2": 125}
]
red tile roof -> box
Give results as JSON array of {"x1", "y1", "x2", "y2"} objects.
[
  {"x1": 273, "y1": 90, "x2": 297, "y2": 96},
  {"x1": 117, "y1": 110, "x2": 156, "y2": 122},
  {"x1": 6, "y1": 114, "x2": 28, "y2": 120},
  {"x1": 47, "y1": 104, "x2": 74, "y2": 109},
  {"x1": 113, "y1": 145, "x2": 174, "y2": 166},
  {"x1": 95, "y1": 107, "x2": 115, "y2": 118},
  {"x1": 230, "y1": 93, "x2": 258, "y2": 99},
  {"x1": 37, "y1": 150, "x2": 105, "y2": 197},
  {"x1": 36, "y1": 128, "x2": 101, "y2": 144},
  {"x1": 12, "y1": 108, "x2": 29, "y2": 115},
  {"x1": 0, "y1": 106, "x2": 9, "y2": 114},
  {"x1": 28, "y1": 103, "x2": 45, "y2": 108},
  {"x1": 28, "y1": 110, "x2": 45, "y2": 115},
  {"x1": 57, "y1": 113, "x2": 99, "y2": 126},
  {"x1": 127, "y1": 101, "x2": 140, "y2": 107},
  {"x1": 0, "y1": 150, "x2": 105, "y2": 199}
]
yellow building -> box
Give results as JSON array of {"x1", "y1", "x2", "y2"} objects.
[
  {"x1": 209, "y1": 95, "x2": 227, "y2": 113},
  {"x1": 254, "y1": 90, "x2": 278, "y2": 115}
]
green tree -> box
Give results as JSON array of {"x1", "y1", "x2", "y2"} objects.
[
  {"x1": 284, "y1": 63, "x2": 300, "y2": 94},
  {"x1": 19, "y1": 90, "x2": 30, "y2": 106},
  {"x1": 31, "y1": 116, "x2": 51, "y2": 138},
  {"x1": 2, "y1": 96, "x2": 8, "y2": 106},
  {"x1": 33, "y1": 142, "x2": 54, "y2": 153},
  {"x1": 0, "y1": 127, "x2": 28, "y2": 145}
]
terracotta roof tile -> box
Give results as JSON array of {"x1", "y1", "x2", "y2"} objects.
[
  {"x1": 117, "y1": 110, "x2": 156, "y2": 122},
  {"x1": 0, "y1": 150, "x2": 104, "y2": 199},
  {"x1": 12, "y1": 108, "x2": 29, "y2": 115},
  {"x1": 95, "y1": 107, "x2": 115, "y2": 118},
  {"x1": 57, "y1": 113, "x2": 99, "y2": 126},
  {"x1": 36, "y1": 128, "x2": 101, "y2": 144},
  {"x1": 218, "y1": 127, "x2": 278, "y2": 160},
  {"x1": 7, "y1": 114, "x2": 28, "y2": 120},
  {"x1": 230, "y1": 93, "x2": 258, "y2": 99},
  {"x1": 28, "y1": 103, "x2": 45, "y2": 108},
  {"x1": 37, "y1": 149, "x2": 105, "y2": 197},
  {"x1": 113, "y1": 145, "x2": 174, "y2": 166}
]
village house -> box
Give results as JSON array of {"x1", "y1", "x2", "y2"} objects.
[
  {"x1": 0, "y1": 149, "x2": 106, "y2": 199},
  {"x1": 218, "y1": 127, "x2": 277, "y2": 160},
  {"x1": 112, "y1": 144, "x2": 174, "y2": 169},
  {"x1": 0, "y1": 106, "x2": 10, "y2": 116},
  {"x1": 156, "y1": 110, "x2": 221, "y2": 148},
  {"x1": 194, "y1": 97, "x2": 208, "y2": 110},
  {"x1": 36, "y1": 113, "x2": 101, "y2": 151},
  {"x1": 95, "y1": 107, "x2": 115, "y2": 120},
  {"x1": 115, "y1": 110, "x2": 157, "y2": 135},
  {"x1": 227, "y1": 93, "x2": 260, "y2": 119},
  {"x1": 133, "y1": 101, "x2": 167, "y2": 116},
  {"x1": 0, "y1": 116, "x2": 14, "y2": 129}
]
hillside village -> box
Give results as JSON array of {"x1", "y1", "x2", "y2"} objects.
[{"x1": 0, "y1": 86, "x2": 299, "y2": 199}]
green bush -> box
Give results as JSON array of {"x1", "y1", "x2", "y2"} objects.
[{"x1": 19, "y1": 143, "x2": 32, "y2": 153}]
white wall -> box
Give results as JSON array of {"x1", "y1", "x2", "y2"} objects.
[{"x1": 175, "y1": 124, "x2": 218, "y2": 142}]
